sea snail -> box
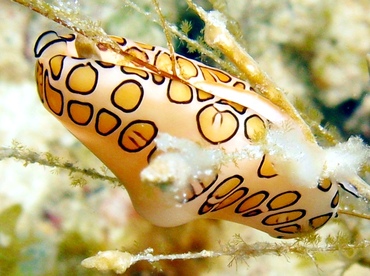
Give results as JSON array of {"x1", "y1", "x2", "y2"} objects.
[{"x1": 34, "y1": 31, "x2": 369, "y2": 238}]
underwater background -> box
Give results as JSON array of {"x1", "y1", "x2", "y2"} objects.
[{"x1": 0, "y1": 0, "x2": 369, "y2": 275}]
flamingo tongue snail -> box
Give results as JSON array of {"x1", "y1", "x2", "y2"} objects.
[{"x1": 34, "y1": 30, "x2": 369, "y2": 238}]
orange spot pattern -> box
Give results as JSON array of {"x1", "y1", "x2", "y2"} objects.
[{"x1": 34, "y1": 31, "x2": 340, "y2": 238}]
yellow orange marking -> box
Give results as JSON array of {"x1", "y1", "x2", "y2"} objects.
[
  {"x1": 167, "y1": 80, "x2": 193, "y2": 103},
  {"x1": 196, "y1": 89, "x2": 214, "y2": 101},
  {"x1": 309, "y1": 214, "x2": 332, "y2": 230},
  {"x1": 177, "y1": 56, "x2": 198, "y2": 79},
  {"x1": 95, "y1": 109, "x2": 121, "y2": 136},
  {"x1": 263, "y1": 210, "x2": 305, "y2": 225},
  {"x1": 213, "y1": 188, "x2": 248, "y2": 211},
  {"x1": 199, "y1": 66, "x2": 231, "y2": 83},
  {"x1": 121, "y1": 66, "x2": 149, "y2": 79},
  {"x1": 44, "y1": 72, "x2": 63, "y2": 116},
  {"x1": 119, "y1": 120, "x2": 157, "y2": 152},
  {"x1": 127, "y1": 47, "x2": 149, "y2": 63},
  {"x1": 318, "y1": 178, "x2": 332, "y2": 192},
  {"x1": 258, "y1": 155, "x2": 278, "y2": 178},
  {"x1": 66, "y1": 63, "x2": 97, "y2": 94},
  {"x1": 35, "y1": 61, "x2": 44, "y2": 102},
  {"x1": 154, "y1": 52, "x2": 173, "y2": 74},
  {"x1": 267, "y1": 191, "x2": 300, "y2": 211},
  {"x1": 49, "y1": 55, "x2": 64, "y2": 80},
  {"x1": 112, "y1": 80, "x2": 143, "y2": 112},
  {"x1": 236, "y1": 191, "x2": 269, "y2": 213},
  {"x1": 67, "y1": 101, "x2": 93, "y2": 125},
  {"x1": 245, "y1": 115, "x2": 266, "y2": 142},
  {"x1": 197, "y1": 105, "x2": 238, "y2": 144},
  {"x1": 208, "y1": 176, "x2": 243, "y2": 203}
]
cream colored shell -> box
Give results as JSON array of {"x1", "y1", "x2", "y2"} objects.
[{"x1": 34, "y1": 31, "x2": 340, "y2": 238}]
